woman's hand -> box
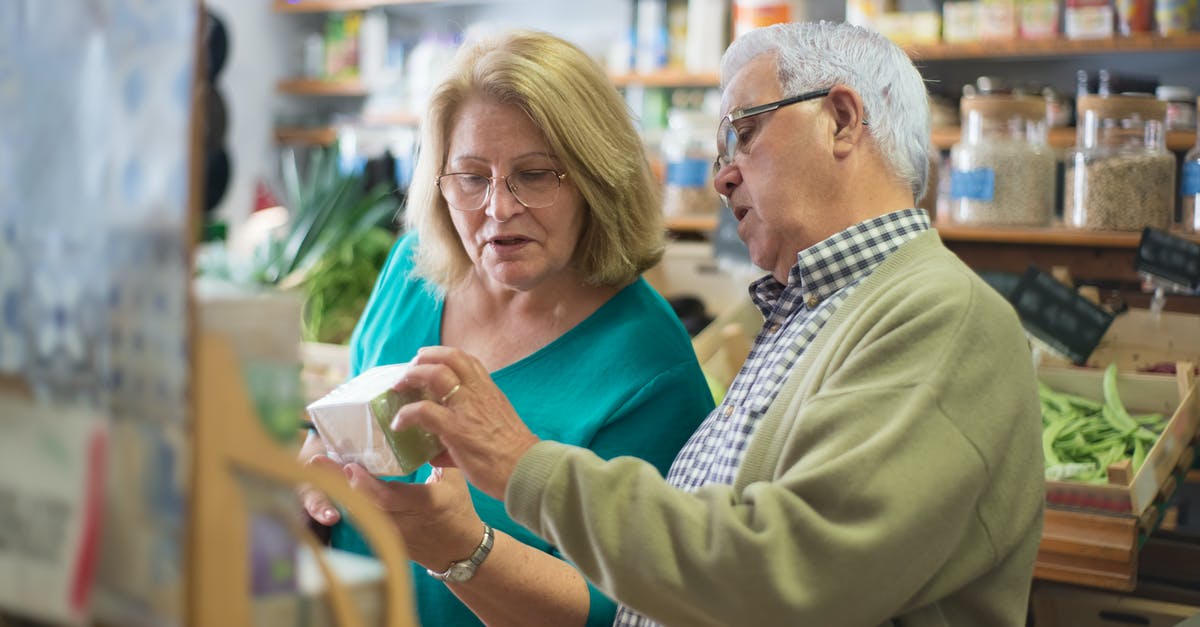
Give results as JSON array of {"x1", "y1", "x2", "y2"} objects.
[
  {"x1": 341, "y1": 463, "x2": 485, "y2": 570},
  {"x1": 391, "y1": 346, "x2": 541, "y2": 500}
]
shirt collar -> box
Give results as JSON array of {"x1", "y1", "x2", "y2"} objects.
[{"x1": 749, "y1": 208, "x2": 931, "y2": 315}]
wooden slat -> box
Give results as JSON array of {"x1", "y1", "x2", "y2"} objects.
[
  {"x1": 1040, "y1": 508, "x2": 1138, "y2": 562},
  {"x1": 1035, "y1": 508, "x2": 1139, "y2": 591}
]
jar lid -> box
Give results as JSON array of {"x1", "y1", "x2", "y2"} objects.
[
  {"x1": 959, "y1": 94, "x2": 1046, "y2": 120},
  {"x1": 1077, "y1": 94, "x2": 1167, "y2": 120},
  {"x1": 1155, "y1": 85, "x2": 1194, "y2": 103}
]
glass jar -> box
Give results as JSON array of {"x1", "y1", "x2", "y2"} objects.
[
  {"x1": 1064, "y1": 94, "x2": 1175, "y2": 231},
  {"x1": 948, "y1": 95, "x2": 1055, "y2": 226},
  {"x1": 1183, "y1": 99, "x2": 1200, "y2": 233},
  {"x1": 661, "y1": 109, "x2": 719, "y2": 218},
  {"x1": 1156, "y1": 85, "x2": 1197, "y2": 131}
]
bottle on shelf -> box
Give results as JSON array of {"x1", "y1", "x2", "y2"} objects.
[{"x1": 1183, "y1": 98, "x2": 1200, "y2": 233}]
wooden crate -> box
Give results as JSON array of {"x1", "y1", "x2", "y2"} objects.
[
  {"x1": 1038, "y1": 366, "x2": 1200, "y2": 517},
  {"x1": 1040, "y1": 308, "x2": 1200, "y2": 372}
]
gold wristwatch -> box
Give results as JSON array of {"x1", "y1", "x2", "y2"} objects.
[{"x1": 426, "y1": 523, "x2": 494, "y2": 583}]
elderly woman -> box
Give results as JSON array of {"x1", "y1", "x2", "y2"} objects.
[{"x1": 298, "y1": 30, "x2": 714, "y2": 627}]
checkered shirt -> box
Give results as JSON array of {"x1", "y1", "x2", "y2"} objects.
[{"x1": 613, "y1": 208, "x2": 930, "y2": 627}]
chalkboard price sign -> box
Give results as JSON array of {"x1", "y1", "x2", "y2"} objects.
[
  {"x1": 1007, "y1": 265, "x2": 1115, "y2": 365},
  {"x1": 1135, "y1": 227, "x2": 1200, "y2": 291}
]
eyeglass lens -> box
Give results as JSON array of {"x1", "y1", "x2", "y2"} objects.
[{"x1": 439, "y1": 169, "x2": 563, "y2": 212}]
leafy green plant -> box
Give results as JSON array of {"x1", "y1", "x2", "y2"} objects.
[
  {"x1": 300, "y1": 224, "x2": 395, "y2": 343},
  {"x1": 256, "y1": 145, "x2": 401, "y2": 290},
  {"x1": 262, "y1": 145, "x2": 401, "y2": 344}
]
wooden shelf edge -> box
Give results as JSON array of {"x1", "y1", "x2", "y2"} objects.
[
  {"x1": 610, "y1": 70, "x2": 720, "y2": 88},
  {"x1": 909, "y1": 32, "x2": 1200, "y2": 61},
  {"x1": 275, "y1": 127, "x2": 338, "y2": 145},
  {"x1": 931, "y1": 127, "x2": 1196, "y2": 152},
  {"x1": 272, "y1": 0, "x2": 435, "y2": 12},
  {"x1": 277, "y1": 77, "x2": 368, "y2": 96},
  {"x1": 665, "y1": 215, "x2": 718, "y2": 233},
  {"x1": 935, "y1": 224, "x2": 1184, "y2": 248}
]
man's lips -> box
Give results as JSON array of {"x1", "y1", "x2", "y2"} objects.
[{"x1": 733, "y1": 206, "x2": 749, "y2": 222}]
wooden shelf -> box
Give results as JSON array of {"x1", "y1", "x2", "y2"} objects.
[
  {"x1": 275, "y1": 126, "x2": 339, "y2": 145},
  {"x1": 277, "y1": 77, "x2": 368, "y2": 96},
  {"x1": 610, "y1": 69, "x2": 720, "y2": 89},
  {"x1": 272, "y1": 0, "x2": 435, "y2": 12},
  {"x1": 908, "y1": 32, "x2": 1200, "y2": 61},
  {"x1": 665, "y1": 215, "x2": 718, "y2": 233},
  {"x1": 936, "y1": 223, "x2": 1200, "y2": 247},
  {"x1": 931, "y1": 127, "x2": 1197, "y2": 152}
]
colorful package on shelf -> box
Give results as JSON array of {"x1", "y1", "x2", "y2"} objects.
[
  {"x1": 942, "y1": 1, "x2": 981, "y2": 43},
  {"x1": 979, "y1": 0, "x2": 1018, "y2": 40},
  {"x1": 1065, "y1": 0, "x2": 1116, "y2": 39},
  {"x1": 1019, "y1": 0, "x2": 1062, "y2": 39}
]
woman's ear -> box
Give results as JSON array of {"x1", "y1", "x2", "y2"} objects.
[{"x1": 828, "y1": 85, "x2": 867, "y2": 155}]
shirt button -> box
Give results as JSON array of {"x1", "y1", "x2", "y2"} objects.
[
  {"x1": 806, "y1": 295, "x2": 820, "y2": 308},
  {"x1": 723, "y1": 405, "x2": 734, "y2": 417}
]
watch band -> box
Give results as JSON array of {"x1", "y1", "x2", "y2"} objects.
[{"x1": 426, "y1": 523, "x2": 494, "y2": 583}]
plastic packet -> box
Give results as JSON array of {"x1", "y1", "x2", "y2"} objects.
[{"x1": 306, "y1": 363, "x2": 443, "y2": 475}]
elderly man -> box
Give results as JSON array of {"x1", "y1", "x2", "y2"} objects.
[{"x1": 394, "y1": 21, "x2": 1044, "y2": 627}]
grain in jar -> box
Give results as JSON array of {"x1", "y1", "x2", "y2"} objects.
[
  {"x1": 948, "y1": 95, "x2": 1055, "y2": 226},
  {"x1": 662, "y1": 109, "x2": 720, "y2": 218},
  {"x1": 1064, "y1": 94, "x2": 1175, "y2": 231},
  {"x1": 1183, "y1": 97, "x2": 1200, "y2": 233}
]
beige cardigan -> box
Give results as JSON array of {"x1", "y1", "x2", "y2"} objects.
[{"x1": 507, "y1": 229, "x2": 1045, "y2": 627}]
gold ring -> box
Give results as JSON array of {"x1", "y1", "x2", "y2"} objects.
[{"x1": 439, "y1": 383, "x2": 462, "y2": 405}]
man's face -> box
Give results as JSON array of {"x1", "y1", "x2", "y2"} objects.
[{"x1": 712, "y1": 54, "x2": 841, "y2": 282}]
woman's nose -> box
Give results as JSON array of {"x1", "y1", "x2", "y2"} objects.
[{"x1": 485, "y1": 179, "x2": 526, "y2": 222}]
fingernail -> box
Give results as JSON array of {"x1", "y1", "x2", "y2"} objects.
[
  {"x1": 342, "y1": 466, "x2": 354, "y2": 480},
  {"x1": 323, "y1": 509, "x2": 337, "y2": 523}
]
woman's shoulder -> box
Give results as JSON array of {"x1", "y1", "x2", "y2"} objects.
[{"x1": 574, "y1": 278, "x2": 698, "y2": 357}]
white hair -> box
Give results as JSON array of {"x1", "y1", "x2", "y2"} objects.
[{"x1": 721, "y1": 21, "x2": 931, "y2": 202}]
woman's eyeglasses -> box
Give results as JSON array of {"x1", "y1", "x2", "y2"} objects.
[{"x1": 436, "y1": 169, "x2": 568, "y2": 212}]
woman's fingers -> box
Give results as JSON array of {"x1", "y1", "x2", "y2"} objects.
[{"x1": 299, "y1": 454, "x2": 344, "y2": 525}]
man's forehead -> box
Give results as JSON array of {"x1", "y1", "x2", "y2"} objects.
[{"x1": 721, "y1": 55, "x2": 782, "y2": 112}]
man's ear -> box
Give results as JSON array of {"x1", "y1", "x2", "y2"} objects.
[{"x1": 828, "y1": 85, "x2": 867, "y2": 156}]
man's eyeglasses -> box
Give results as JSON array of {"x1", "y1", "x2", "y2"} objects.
[
  {"x1": 436, "y1": 169, "x2": 568, "y2": 212},
  {"x1": 712, "y1": 88, "x2": 832, "y2": 176}
]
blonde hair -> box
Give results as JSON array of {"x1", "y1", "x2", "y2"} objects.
[{"x1": 405, "y1": 30, "x2": 665, "y2": 290}]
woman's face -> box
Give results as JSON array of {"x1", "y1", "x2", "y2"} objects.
[{"x1": 443, "y1": 96, "x2": 587, "y2": 293}]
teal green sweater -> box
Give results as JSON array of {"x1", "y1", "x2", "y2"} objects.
[
  {"x1": 335, "y1": 233, "x2": 715, "y2": 627},
  {"x1": 509, "y1": 229, "x2": 1045, "y2": 626}
]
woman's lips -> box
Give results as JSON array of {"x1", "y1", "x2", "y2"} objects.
[
  {"x1": 488, "y1": 236, "x2": 531, "y2": 250},
  {"x1": 733, "y1": 206, "x2": 749, "y2": 222}
]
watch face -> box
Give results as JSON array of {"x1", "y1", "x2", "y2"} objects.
[{"x1": 446, "y1": 562, "x2": 475, "y2": 583}]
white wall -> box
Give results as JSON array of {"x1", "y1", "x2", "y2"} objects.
[{"x1": 203, "y1": 0, "x2": 303, "y2": 233}]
